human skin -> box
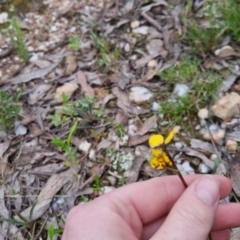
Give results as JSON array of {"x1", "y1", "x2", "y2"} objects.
[{"x1": 62, "y1": 175, "x2": 240, "y2": 240}]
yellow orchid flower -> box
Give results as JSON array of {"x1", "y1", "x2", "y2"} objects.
[{"x1": 149, "y1": 129, "x2": 178, "y2": 170}]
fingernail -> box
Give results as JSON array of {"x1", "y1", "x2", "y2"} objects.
[{"x1": 195, "y1": 177, "x2": 219, "y2": 207}]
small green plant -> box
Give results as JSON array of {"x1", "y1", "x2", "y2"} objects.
[
  {"x1": 5, "y1": 18, "x2": 29, "y2": 62},
  {"x1": 47, "y1": 224, "x2": 63, "y2": 240},
  {"x1": 52, "y1": 121, "x2": 78, "y2": 167},
  {"x1": 68, "y1": 36, "x2": 81, "y2": 51},
  {"x1": 118, "y1": 177, "x2": 126, "y2": 186},
  {"x1": 159, "y1": 58, "x2": 199, "y2": 83},
  {"x1": 49, "y1": 94, "x2": 101, "y2": 127},
  {"x1": 112, "y1": 123, "x2": 125, "y2": 139},
  {"x1": 159, "y1": 96, "x2": 196, "y2": 127},
  {"x1": 106, "y1": 147, "x2": 116, "y2": 157},
  {"x1": 193, "y1": 72, "x2": 223, "y2": 105},
  {"x1": 0, "y1": 90, "x2": 21, "y2": 132},
  {"x1": 90, "y1": 30, "x2": 121, "y2": 72},
  {"x1": 91, "y1": 175, "x2": 102, "y2": 192},
  {"x1": 218, "y1": 0, "x2": 240, "y2": 43}
]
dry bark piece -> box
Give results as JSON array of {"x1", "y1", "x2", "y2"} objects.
[
  {"x1": 138, "y1": 115, "x2": 157, "y2": 136},
  {"x1": 17, "y1": 168, "x2": 77, "y2": 222},
  {"x1": 77, "y1": 71, "x2": 94, "y2": 98},
  {"x1": 65, "y1": 55, "x2": 77, "y2": 75},
  {"x1": 230, "y1": 153, "x2": 240, "y2": 197},
  {"x1": 11, "y1": 61, "x2": 60, "y2": 84},
  {"x1": 54, "y1": 83, "x2": 78, "y2": 103}
]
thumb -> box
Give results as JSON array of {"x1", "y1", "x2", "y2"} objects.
[{"x1": 151, "y1": 176, "x2": 220, "y2": 240}]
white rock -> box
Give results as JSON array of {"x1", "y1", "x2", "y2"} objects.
[
  {"x1": 78, "y1": 140, "x2": 91, "y2": 153},
  {"x1": 14, "y1": 122, "x2": 27, "y2": 136},
  {"x1": 173, "y1": 84, "x2": 189, "y2": 97},
  {"x1": 69, "y1": 26, "x2": 76, "y2": 32},
  {"x1": 50, "y1": 25, "x2": 57, "y2": 32},
  {"x1": 89, "y1": 149, "x2": 96, "y2": 160},
  {"x1": 129, "y1": 86, "x2": 153, "y2": 103},
  {"x1": 152, "y1": 102, "x2": 160, "y2": 111},
  {"x1": 148, "y1": 59, "x2": 157, "y2": 69},
  {"x1": 124, "y1": 43, "x2": 130, "y2": 52},
  {"x1": 30, "y1": 54, "x2": 38, "y2": 62},
  {"x1": 226, "y1": 139, "x2": 238, "y2": 153},
  {"x1": 175, "y1": 142, "x2": 183, "y2": 149},
  {"x1": 176, "y1": 163, "x2": 184, "y2": 171},
  {"x1": 198, "y1": 108, "x2": 209, "y2": 119},
  {"x1": 0, "y1": 12, "x2": 8, "y2": 24},
  {"x1": 181, "y1": 161, "x2": 194, "y2": 173},
  {"x1": 130, "y1": 20, "x2": 140, "y2": 29},
  {"x1": 132, "y1": 26, "x2": 149, "y2": 35},
  {"x1": 146, "y1": 39, "x2": 163, "y2": 56},
  {"x1": 212, "y1": 92, "x2": 240, "y2": 120},
  {"x1": 198, "y1": 163, "x2": 211, "y2": 173}
]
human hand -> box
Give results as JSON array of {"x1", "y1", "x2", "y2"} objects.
[{"x1": 62, "y1": 175, "x2": 240, "y2": 240}]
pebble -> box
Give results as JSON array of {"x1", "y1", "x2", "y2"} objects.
[
  {"x1": 132, "y1": 26, "x2": 149, "y2": 35},
  {"x1": 0, "y1": 12, "x2": 8, "y2": 24},
  {"x1": 198, "y1": 163, "x2": 211, "y2": 173},
  {"x1": 152, "y1": 102, "x2": 160, "y2": 111},
  {"x1": 50, "y1": 25, "x2": 57, "y2": 32},
  {"x1": 226, "y1": 139, "x2": 238, "y2": 153},
  {"x1": 173, "y1": 84, "x2": 189, "y2": 97},
  {"x1": 89, "y1": 149, "x2": 96, "y2": 161},
  {"x1": 148, "y1": 59, "x2": 157, "y2": 69},
  {"x1": 198, "y1": 108, "x2": 209, "y2": 119},
  {"x1": 212, "y1": 92, "x2": 240, "y2": 120},
  {"x1": 129, "y1": 86, "x2": 153, "y2": 103},
  {"x1": 78, "y1": 140, "x2": 91, "y2": 153},
  {"x1": 181, "y1": 161, "x2": 194, "y2": 173},
  {"x1": 106, "y1": 176, "x2": 117, "y2": 186},
  {"x1": 30, "y1": 53, "x2": 38, "y2": 62},
  {"x1": 130, "y1": 20, "x2": 140, "y2": 29},
  {"x1": 124, "y1": 43, "x2": 130, "y2": 52},
  {"x1": 175, "y1": 142, "x2": 183, "y2": 149},
  {"x1": 146, "y1": 39, "x2": 163, "y2": 55},
  {"x1": 69, "y1": 26, "x2": 76, "y2": 32}
]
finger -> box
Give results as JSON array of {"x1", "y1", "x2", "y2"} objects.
[
  {"x1": 211, "y1": 229, "x2": 230, "y2": 240},
  {"x1": 108, "y1": 175, "x2": 231, "y2": 224},
  {"x1": 213, "y1": 203, "x2": 240, "y2": 230},
  {"x1": 150, "y1": 176, "x2": 220, "y2": 240},
  {"x1": 142, "y1": 202, "x2": 240, "y2": 239}
]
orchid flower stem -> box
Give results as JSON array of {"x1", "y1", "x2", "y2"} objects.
[
  {"x1": 164, "y1": 148, "x2": 212, "y2": 240},
  {"x1": 164, "y1": 148, "x2": 188, "y2": 188}
]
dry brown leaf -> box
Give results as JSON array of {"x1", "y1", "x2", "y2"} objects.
[
  {"x1": 11, "y1": 61, "x2": 60, "y2": 84},
  {"x1": 65, "y1": 55, "x2": 77, "y2": 75},
  {"x1": 138, "y1": 115, "x2": 157, "y2": 135},
  {"x1": 230, "y1": 153, "x2": 240, "y2": 197},
  {"x1": 0, "y1": 187, "x2": 25, "y2": 240},
  {"x1": 215, "y1": 46, "x2": 240, "y2": 58},
  {"x1": 17, "y1": 168, "x2": 77, "y2": 222},
  {"x1": 128, "y1": 134, "x2": 150, "y2": 146},
  {"x1": 77, "y1": 71, "x2": 94, "y2": 98},
  {"x1": 94, "y1": 88, "x2": 109, "y2": 101},
  {"x1": 0, "y1": 140, "x2": 10, "y2": 159},
  {"x1": 29, "y1": 84, "x2": 52, "y2": 105},
  {"x1": 184, "y1": 147, "x2": 214, "y2": 169},
  {"x1": 54, "y1": 83, "x2": 78, "y2": 103}
]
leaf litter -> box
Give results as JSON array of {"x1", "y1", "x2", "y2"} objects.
[{"x1": 1, "y1": 0, "x2": 240, "y2": 238}]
